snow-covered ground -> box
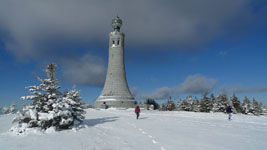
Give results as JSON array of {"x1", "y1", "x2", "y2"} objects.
[{"x1": 1, "y1": 109, "x2": 267, "y2": 150}]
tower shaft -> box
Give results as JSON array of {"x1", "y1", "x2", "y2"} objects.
[{"x1": 95, "y1": 17, "x2": 135, "y2": 108}]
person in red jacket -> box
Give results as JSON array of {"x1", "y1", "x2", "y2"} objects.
[{"x1": 135, "y1": 105, "x2": 140, "y2": 119}]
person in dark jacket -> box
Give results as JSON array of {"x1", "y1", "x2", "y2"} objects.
[
  {"x1": 135, "y1": 105, "x2": 140, "y2": 119},
  {"x1": 226, "y1": 105, "x2": 233, "y2": 120}
]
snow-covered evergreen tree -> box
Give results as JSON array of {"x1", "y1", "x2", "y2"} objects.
[
  {"x1": 177, "y1": 99, "x2": 184, "y2": 111},
  {"x1": 259, "y1": 102, "x2": 264, "y2": 115},
  {"x1": 192, "y1": 97, "x2": 200, "y2": 112},
  {"x1": 1, "y1": 103, "x2": 17, "y2": 115},
  {"x1": 144, "y1": 99, "x2": 159, "y2": 110},
  {"x1": 11, "y1": 63, "x2": 86, "y2": 134},
  {"x1": 181, "y1": 95, "x2": 193, "y2": 111},
  {"x1": 210, "y1": 93, "x2": 216, "y2": 105},
  {"x1": 199, "y1": 93, "x2": 212, "y2": 112},
  {"x1": 161, "y1": 97, "x2": 176, "y2": 111},
  {"x1": 242, "y1": 96, "x2": 251, "y2": 114},
  {"x1": 230, "y1": 94, "x2": 242, "y2": 113},
  {"x1": 9, "y1": 103, "x2": 18, "y2": 114},
  {"x1": 160, "y1": 103, "x2": 166, "y2": 111},
  {"x1": 12, "y1": 63, "x2": 62, "y2": 132},
  {"x1": 212, "y1": 93, "x2": 228, "y2": 112},
  {"x1": 166, "y1": 99, "x2": 176, "y2": 111},
  {"x1": 1, "y1": 106, "x2": 9, "y2": 114},
  {"x1": 262, "y1": 105, "x2": 267, "y2": 116},
  {"x1": 250, "y1": 97, "x2": 263, "y2": 116},
  {"x1": 62, "y1": 87, "x2": 86, "y2": 127}
]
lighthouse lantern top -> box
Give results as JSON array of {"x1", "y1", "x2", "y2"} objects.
[{"x1": 112, "y1": 16, "x2": 122, "y2": 31}]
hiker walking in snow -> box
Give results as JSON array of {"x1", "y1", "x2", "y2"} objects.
[
  {"x1": 226, "y1": 105, "x2": 233, "y2": 120},
  {"x1": 135, "y1": 105, "x2": 140, "y2": 120}
]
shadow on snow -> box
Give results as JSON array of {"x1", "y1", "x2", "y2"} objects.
[
  {"x1": 83, "y1": 117, "x2": 119, "y2": 127},
  {"x1": 138, "y1": 117, "x2": 148, "y2": 120}
]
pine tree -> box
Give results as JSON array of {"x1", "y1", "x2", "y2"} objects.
[
  {"x1": 160, "y1": 103, "x2": 167, "y2": 111},
  {"x1": 182, "y1": 95, "x2": 193, "y2": 111},
  {"x1": 199, "y1": 93, "x2": 212, "y2": 112},
  {"x1": 230, "y1": 94, "x2": 242, "y2": 113},
  {"x1": 242, "y1": 96, "x2": 251, "y2": 114},
  {"x1": 1, "y1": 106, "x2": 9, "y2": 114},
  {"x1": 210, "y1": 93, "x2": 216, "y2": 107},
  {"x1": 251, "y1": 97, "x2": 263, "y2": 115},
  {"x1": 166, "y1": 97, "x2": 176, "y2": 111},
  {"x1": 62, "y1": 87, "x2": 86, "y2": 127},
  {"x1": 12, "y1": 63, "x2": 86, "y2": 133},
  {"x1": 212, "y1": 93, "x2": 228, "y2": 112},
  {"x1": 262, "y1": 105, "x2": 267, "y2": 116},
  {"x1": 177, "y1": 99, "x2": 184, "y2": 111},
  {"x1": 9, "y1": 103, "x2": 18, "y2": 114},
  {"x1": 210, "y1": 93, "x2": 216, "y2": 103},
  {"x1": 161, "y1": 97, "x2": 176, "y2": 111},
  {"x1": 259, "y1": 102, "x2": 264, "y2": 115},
  {"x1": 13, "y1": 63, "x2": 62, "y2": 131},
  {"x1": 144, "y1": 98, "x2": 159, "y2": 110},
  {"x1": 192, "y1": 97, "x2": 200, "y2": 112}
]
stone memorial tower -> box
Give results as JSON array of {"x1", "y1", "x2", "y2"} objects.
[{"x1": 94, "y1": 16, "x2": 135, "y2": 108}]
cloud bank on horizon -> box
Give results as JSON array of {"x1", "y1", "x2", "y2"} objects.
[
  {"x1": 138, "y1": 74, "x2": 267, "y2": 100},
  {"x1": 139, "y1": 74, "x2": 217, "y2": 99}
]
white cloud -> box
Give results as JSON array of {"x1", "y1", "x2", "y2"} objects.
[
  {"x1": 0, "y1": 0, "x2": 263, "y2": 61},
  {"x1": 180, "y1": 74, "x2": 217, "y2": 94},
  {"x1": 139, "y1": 87, "x2": 175, "y2": 99},
  {"x1": 61, "y1": 54, "x2": 106, "y2": 87},
  {"x1": 139, "y1": 74, "x2": 217, "y2": 99},
  {"x1": 219, "y1": 85, "x2": 267, "y2": 94}
]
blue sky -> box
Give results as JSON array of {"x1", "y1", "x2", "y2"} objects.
[{"x1": 0, "y1": 0, "x2": 267, "y2": 108}]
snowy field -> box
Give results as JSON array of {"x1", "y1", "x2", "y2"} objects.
[{"x1": 1, "y1": 109, "x2": 267, "y2": 150}]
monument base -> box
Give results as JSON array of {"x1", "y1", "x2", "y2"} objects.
[{"x1": 95, "y1": 96, "x2": 136, "y2": 109}]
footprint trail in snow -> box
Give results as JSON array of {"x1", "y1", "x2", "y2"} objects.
[{"x1": 128, "y1": 122, "x2": 167, "y2": 150}]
